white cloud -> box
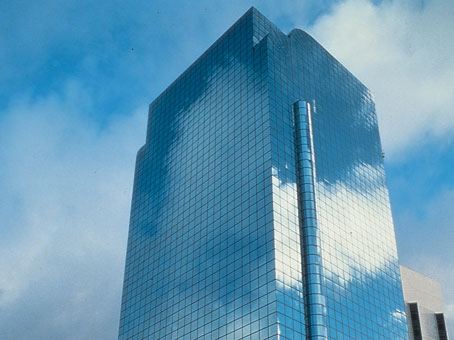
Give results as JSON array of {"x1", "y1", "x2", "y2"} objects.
[
  {"x1": 0, "y1": 82, "x2": 146, "y2": 339},
  {"x1": 1, "y1": 1, "x2": 453, "y2": 338},
  {"x1": 309, "y1": 0, "x2": 454, "y2": 157}
]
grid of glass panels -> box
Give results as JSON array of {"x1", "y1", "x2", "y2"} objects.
[
  {"x1": 119, "y1": 7, "x2": 409, "y2": 340},
  {"x1": 267, "y1": 27, "x2": 408, "y2": 339},
  {"x1": 119, "y1": 9, "x2": 279, "y2": 340}
]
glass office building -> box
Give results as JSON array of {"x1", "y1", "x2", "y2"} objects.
[{"x1": 119, "y1": 8, "x2": 408, "y2": 339}]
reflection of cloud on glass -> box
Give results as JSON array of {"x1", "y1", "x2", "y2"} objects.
[
  {"x1": 315, "y1": 158, "x2": 406, "y2": 336},
  {"x1": 317, "y1": 167, "x2": 397, "y2": 283},
  {"x1": 273, "y1": 161, "x2": 406, "y2": 335},
  {"x1": 272, "y1": 166, "x2": 307, "y2": 336},
  {"x1": 120, "y1": 11, "x2": 281, "y2": 338},
  {"x1": 272, "y1": 166, "x2": 302, "y2": 289}
]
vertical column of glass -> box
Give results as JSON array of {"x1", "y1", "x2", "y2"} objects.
[{"x1": 293, "y1": 100, "x2": 328, "y2": 339}]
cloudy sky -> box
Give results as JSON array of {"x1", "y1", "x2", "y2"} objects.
[{"x1": 0, "y1": 0, "x2": 452, "y2": 338}]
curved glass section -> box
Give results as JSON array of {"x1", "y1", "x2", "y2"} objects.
[{"x1": 293, "y1": 100, "x2": 327, "y2": 339}]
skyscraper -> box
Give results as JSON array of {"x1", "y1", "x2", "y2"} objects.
[
  {"x1": 119, "y1": 8, "x2": 408, "y2": 339},
  {"x1": 401, "y1": 266, "x2": 449, "y2": 340}
]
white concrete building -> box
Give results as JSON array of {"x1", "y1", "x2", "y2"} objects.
[{"x1": 401, "y1": 265, "x2": 449, "y2": 340}]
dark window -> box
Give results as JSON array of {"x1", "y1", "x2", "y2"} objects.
[
  {"x1": 435, "y1": 313, "x2": 448, "y2": 340},
  {"x1": 409, "y1": 303, "x2": 422, "y2": 340}
]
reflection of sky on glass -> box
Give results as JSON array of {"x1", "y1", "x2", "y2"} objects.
[
  {"x1": 120, "y1": 8, "x2": 408, "y2": 339},
  {"x1": 269, "y1": 23, "x2": 408, "y2": 339},
  {"x1": 120, "y1": 10, "x2": 279, "y2": 339}
]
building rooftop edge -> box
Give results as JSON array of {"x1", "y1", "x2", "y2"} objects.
[{"x1": 400, "y1": 265, "x2": 441, "y2": 288}]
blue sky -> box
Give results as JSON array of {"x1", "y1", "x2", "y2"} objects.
[{"x1": 0, "y1": 0, "x2": 453, "y2": 338}]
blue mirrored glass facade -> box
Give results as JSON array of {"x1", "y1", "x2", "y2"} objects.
[{"x1": 119, "y1": 8, "x2": 408, "y2": 339}]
